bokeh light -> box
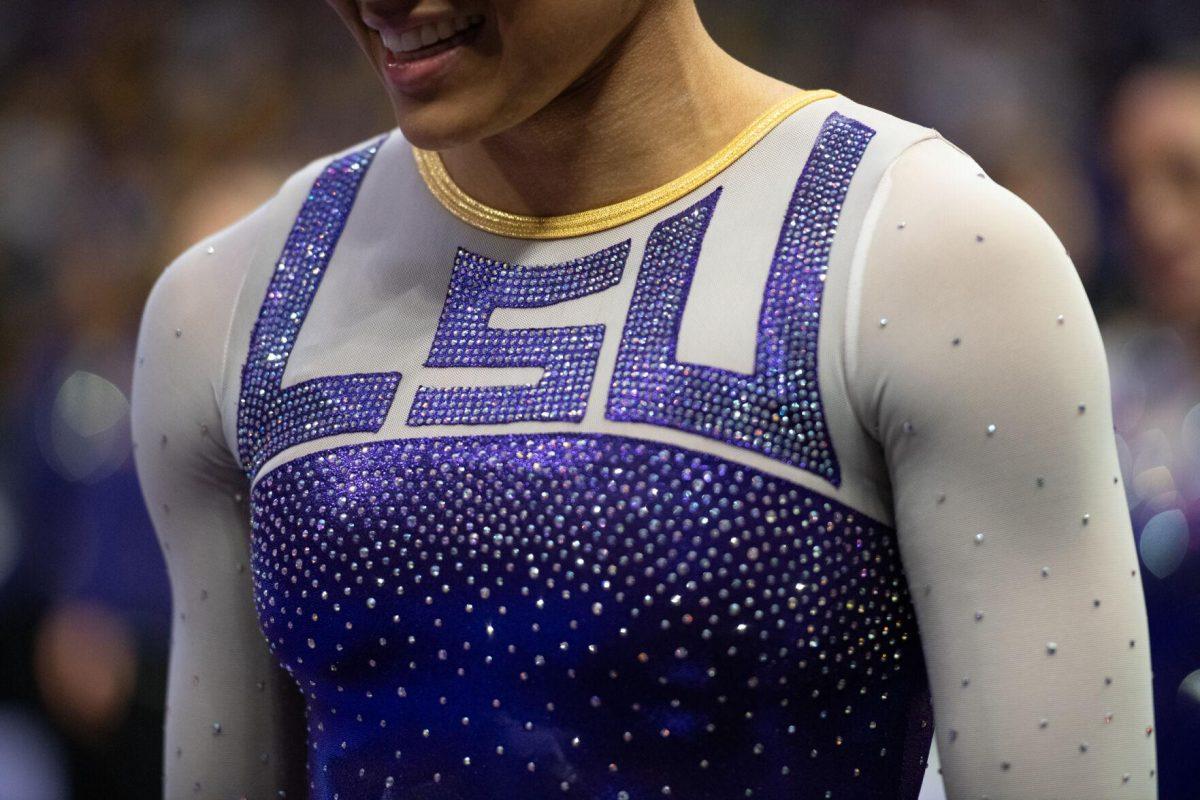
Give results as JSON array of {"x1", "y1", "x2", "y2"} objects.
[
  {"x1": 1140, "y1": 509, "x2": 1190, "y2": 579},
  {"x1": 43, "y1": 371, "x2": 130, "y2": 484},
  {"x1": 0, "y1": 708, "x2": 68, "y2": 800}
]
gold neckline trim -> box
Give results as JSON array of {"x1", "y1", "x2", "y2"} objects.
[{"x1": 412, "y1": 88, "x2": 838, "y2": 240}]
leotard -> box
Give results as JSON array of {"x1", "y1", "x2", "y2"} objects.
[{"x1": 131, "y1": 89, "x2": 1157, "y2": 799}]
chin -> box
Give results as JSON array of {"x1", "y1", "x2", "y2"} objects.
[
  {"x1": 384, "y1": 85, "x2": 496, "y2": 149},
  {"x1": 390, "y1": 79, "x2": 550, "y2": 151},
  {"x1": 390, "y1": 108, "x2": 478, "y2": 151},
  {"x1": 395, "y1": 121, "x2": 458, "y2": 151}
]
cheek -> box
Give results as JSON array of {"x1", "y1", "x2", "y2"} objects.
[{"x1": 490, "y1": 0, "x2": 636, "y2": 88}]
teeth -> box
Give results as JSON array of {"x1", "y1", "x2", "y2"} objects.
[
  {"x1": 379, "y1": 14, "x2": 483, "y2": 54},
  {"x1": 391, "y1": 29, "x2": 421, "y2": 52}
]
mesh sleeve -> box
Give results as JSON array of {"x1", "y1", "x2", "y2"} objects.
[
  {"x1": 131, "y1": 211, "x2": 307, "y2": 799},
  {"x1": 847, "y1": 136, "x2": 1158, "y2": 799}
]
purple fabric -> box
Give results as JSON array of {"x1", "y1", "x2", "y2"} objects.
[
  {"x1": 606, "y1": 112, "x2": 876, "y2": 486},
  {"x1": 236, "y1": 136, "x2": 400, "y2": 479},
  {"x1": 408, "y1": 241, "x2": 629, "y2": 426},
  {"x1": 251, "y1": 432, "x2": 931, "y2": 800}
]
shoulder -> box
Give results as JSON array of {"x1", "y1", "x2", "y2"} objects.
[
  {"x1": 871, "y1": 131, "x2": 1073, "y2": 294},
  {"x1": 792, "y1": 94, "x2": 1079, "y2": 330},
  {"x1": 775, "y1": 92, "x2": 1029, "y2": 251},
  {"x1": 808, "y1": 89, "x2": 1073, "y2": 297},
  {"x1": 131, "y1": 129, "x2": 396, "y2": 471},
  {"x1": 139, "y1": 129, "x2": 395, "y2": 345},
  {"x1": 817, "y1": 92, "x2": 1059, "y2": 253},
  {"x1": 134, "y1": 128, "x2": 395, "y2": 408},
  {"x1": 841, "y1": 99, "x2": 1099, "y2": 393}
]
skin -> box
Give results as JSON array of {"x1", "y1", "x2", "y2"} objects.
[
  {"x1": 1108, "y1": 66, "x2": 1200, "y2": 327},
  {"x1": 326, "y1": 0, "x2": 799, "y2": 215}
]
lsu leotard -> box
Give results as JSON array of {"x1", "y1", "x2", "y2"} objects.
[{"x1": 132, "y1": 90, "x2": 1158, "y2": 799}]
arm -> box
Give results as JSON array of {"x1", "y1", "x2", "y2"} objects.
[
  {"x1": 131, "y1": 231, "x2": 307, "y2": 799},
  {"x1": 847, "y1": 137, "x2": 1157, "y2": 798}
]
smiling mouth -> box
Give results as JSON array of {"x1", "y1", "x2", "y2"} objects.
[{"x1": 380, "y1": 14, "x2": 485, "y2": 65}]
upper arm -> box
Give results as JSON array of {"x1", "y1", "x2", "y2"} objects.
[
  {"x1": 131, "y1": 229, "x2": 306, "y2": 799},
  {"x1": 849, "y1": 137, "x2": 1158, "y2": 798}
]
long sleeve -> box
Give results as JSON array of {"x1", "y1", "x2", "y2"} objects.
[
  {"x1": 846, "y1": 137, "x2": 1158, "y2": 798},
  {"x1": 131, "y1": 208, "x2": 307, "y2": 799}
]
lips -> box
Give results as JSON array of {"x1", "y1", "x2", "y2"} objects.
[{"x1": 359, "y1": 8, "x2": 486, "y2": 95}]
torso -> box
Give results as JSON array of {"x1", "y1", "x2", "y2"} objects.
[{"x1": 226, "y1": 90, "x2": 941, "y2": 800}]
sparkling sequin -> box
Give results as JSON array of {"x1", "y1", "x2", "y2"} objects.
[
  {"x1": 250, "y1": 433, "x2": 931, "y2": 799},
  {"x1": 236, "y1": 137, "x2": 401, "y2": 479},
  {"x1": 605, "y1": 112, "x2": 876, "y2": 485},
  {"x1": 408, "y1": 242, "x2": 629, "y2": 426}
]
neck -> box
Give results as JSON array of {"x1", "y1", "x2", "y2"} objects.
[{"x1": 437, "y1": 1, "x2": 798, "y2": 217}]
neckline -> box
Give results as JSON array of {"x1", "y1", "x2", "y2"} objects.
[{"x1": 410, "y1": 88, "x2": 838, "y2": 240}]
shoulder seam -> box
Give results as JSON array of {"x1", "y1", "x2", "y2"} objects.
[
  {"x1": 839, "y1": 131, "x2": 944, "y2": 443},
  {"x1": 211, "y1": 233, "x2": 266, "y2": 476}
]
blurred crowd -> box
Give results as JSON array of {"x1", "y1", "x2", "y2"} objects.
[{"x1": 0, "y1": 1, "x2": 1198, "y2": 798}]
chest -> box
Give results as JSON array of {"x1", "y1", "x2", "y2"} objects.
[
  {"x1": 234, "y1": 112, "x2": 933, "y2": 800},
  {"x1": 238, "y1": 112, "x2": 876, "y2": 490},
  {"x1": 249, "y1": 431, "x2": 926, "y2": 798}
]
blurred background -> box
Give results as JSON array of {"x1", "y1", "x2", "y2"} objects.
[{"x1": 1, "y1": 0, "x2": 1199, "y2": 797}]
